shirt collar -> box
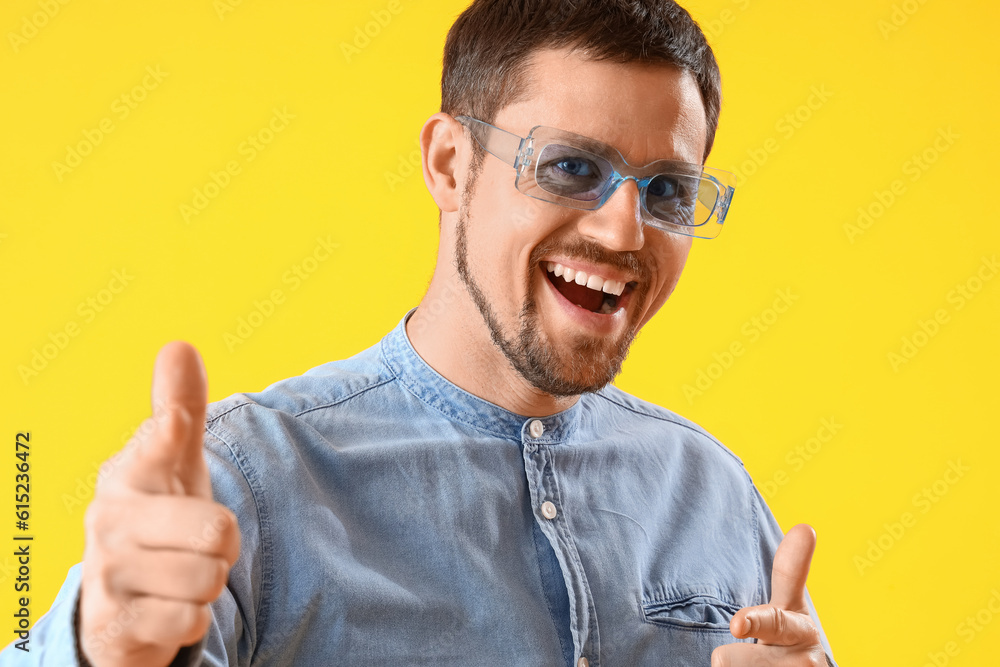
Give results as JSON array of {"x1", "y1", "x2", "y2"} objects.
[{"x1": 380, "y1": 308, "x2": 583, "y2": 443}]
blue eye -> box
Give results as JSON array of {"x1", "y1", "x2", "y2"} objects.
[
  {"x1": 554, "y1": 158, "x2": 593, "y2": 177},
  {"x1": 648, "y1": 176, "x2": 678, "y2": 198},
  {"x1": 534, "y1": 143, "x2": 611, "y2": 201}
]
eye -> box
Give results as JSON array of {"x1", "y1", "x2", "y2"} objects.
[
  {"x1": 553, "y1": 157, "x2": 595, "y2": 177},
  {"x1": 645, "y1": 174, "x2": 701, "y2": 226},
  {"x1": 648, "y1": 175, "x2": 678, "y2": 199},
  {"x1": 534, "y1": 143, "x2": 611, "y2": 200}
]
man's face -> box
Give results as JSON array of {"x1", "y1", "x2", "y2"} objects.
[{"x1": 455, "y1": 48, "x2": 707, "y2": 397}]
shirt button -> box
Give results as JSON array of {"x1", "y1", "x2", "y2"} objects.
[
  {"x1": 540, "y1": 501, "x2": 558, "y2": 520},
  {"x1": 577, "y1": 658, "x2": 590, "y2": 667},
  {"x1": 528, "y1": 419, "x2": 545, "y2": 438}
]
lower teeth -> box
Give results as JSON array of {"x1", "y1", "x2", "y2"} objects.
[{"x1": 597, "y1": 295, "x2": 617, "y2": 315}]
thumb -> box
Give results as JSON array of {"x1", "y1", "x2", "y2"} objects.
[
  {"x1": 768, "y1": 523, "x2": 816, "y2": 612},
  {"x1": 126, "y1": 341, "x2": 210, "y2": 497}
]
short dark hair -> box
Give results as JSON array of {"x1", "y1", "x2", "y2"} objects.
[{"x1": 441, "y1": 0, "x2": 722, "y2": 161}]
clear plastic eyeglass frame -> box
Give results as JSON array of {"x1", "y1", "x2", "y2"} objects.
[{"x1": 455, "y1": 115, "x2": 736, "y2": 240}]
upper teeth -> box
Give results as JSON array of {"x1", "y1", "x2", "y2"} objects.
[{"x1": 545, "y1": 262, "x2": 626, "y2": 296}]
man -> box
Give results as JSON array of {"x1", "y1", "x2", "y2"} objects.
[{"x1": 8, "y1": 1, "x2": 836, "y2": 665}]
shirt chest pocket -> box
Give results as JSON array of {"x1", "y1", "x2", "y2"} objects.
[
  {"x1": 641, "y1": 592, "x2": 741, "y2": 631},
  {"x1": 633, "y1": 590, "x2": 754, "y2": 665}
]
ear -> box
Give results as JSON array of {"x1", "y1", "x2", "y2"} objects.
[{"x1": 420, "y1": 112, "x2": 464, "y2": 214}]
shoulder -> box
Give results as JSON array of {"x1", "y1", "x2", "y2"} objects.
[
  {"x1": 585, "y1": 383, "x2": 747, "y2": 472},
  {"x1": 205, "y1": 338, "x2": 398, "y2": 426},
  {"x1": 200, "y1": 338, "x2": 424, "y2": 474}
]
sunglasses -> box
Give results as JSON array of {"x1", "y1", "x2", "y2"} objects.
[{"x1": 456, "y1": 116, "x2": 736, "y2": 239}]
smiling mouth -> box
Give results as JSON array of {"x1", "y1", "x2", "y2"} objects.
[{"x1": 543, "y1": 261, "x2": 636, "y2": 315}]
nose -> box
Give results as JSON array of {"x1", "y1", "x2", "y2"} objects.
[{"x1": 575, "y1": 177, "x2": 645, "y2": 252}]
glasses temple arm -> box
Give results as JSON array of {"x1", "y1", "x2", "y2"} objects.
[{"x1": 455, "y1": 115, "x2": 525, "y2": 168}]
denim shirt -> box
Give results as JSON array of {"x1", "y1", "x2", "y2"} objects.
[{"x1": 5, "y1": 310, "x2": 836, "y2": 666}]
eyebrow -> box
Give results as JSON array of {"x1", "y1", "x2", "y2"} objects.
[
  {"x1": 538, "y1": 126, "x2": 699, "y2": 172},
  {"x1": 545, "y1": 128, "x2": 617, "y2": 157}
]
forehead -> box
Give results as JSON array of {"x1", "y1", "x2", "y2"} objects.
[{"x1": 495, "y1": 47, "x2": 708, "y2": 166}]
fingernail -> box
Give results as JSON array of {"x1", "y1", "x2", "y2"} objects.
[{"x1": 741, "y1": 616, "x2": 751, "y2": 635}]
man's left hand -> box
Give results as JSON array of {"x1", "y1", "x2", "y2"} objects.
[{"x1": 710, "y1": 523, "x2": 830, "y2": 666}]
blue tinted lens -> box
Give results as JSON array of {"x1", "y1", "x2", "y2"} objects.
[
  {"x1": 534, "y1": 143, "x2": 613, "y2": 201},
  {"x1": 644, "y1": 174, "x2": 704, "y2": 227}
]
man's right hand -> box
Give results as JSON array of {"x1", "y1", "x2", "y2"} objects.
[{"x1": 79, "y1": 342, "x2": 241, "y2": 667}]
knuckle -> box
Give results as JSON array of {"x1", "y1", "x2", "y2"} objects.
[
  {"x1": 221, "y1": 505, "x2": 239, "y2": 531},
  {"x1": 195, "y1": 524, "x2": 224, "y2": 553},
  {"x1": 146, "y1": 600, "x2": 202, "y2": 646},
  {"x1": 193, "y1": 506, "x2": 238, "y2": 554},
  {"x1": 211, "y1": 506, "x2": 236, "y2": 536},
  {"x1": 769, "y1": 606, "x2": 785, "y2": 636},
  {"x1": 179, "y1": 603, "x2": 212, "y2": 645},
  {"x1": 220, "y1": 508, "x2": 241, "y2": 548},
  {"x1": 97, "y1": 550, "x2": 138, "y2": 598},
  {"x1": 195, "y1": 557, "x2": 229, "y2": 603},
  {"x1": 103, "y1": 559, "x2": 128, "y2": 596},
  {"x1": 210, "y1": 557, "x2": 230, "y2": 599},
  {"x1": 84, "y1": 501, "x2": 128, "y2": 551}
]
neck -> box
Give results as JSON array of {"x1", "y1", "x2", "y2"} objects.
[{"x1": 406, "y1": 270, "x2": 580, "y2": 418}]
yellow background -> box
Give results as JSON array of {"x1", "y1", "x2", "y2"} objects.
[{"x1": 2, "y1": 0, "x2": 998, "y2": 664}]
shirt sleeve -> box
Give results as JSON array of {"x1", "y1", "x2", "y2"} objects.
[
  {"x1": 0, "y1": 427, "x2": 264, "y2": 667},
  {"x1": 0, "y1": 562, "x2": 83, "y2": 666},
  {"x1": 153, "y1": 426, "x2": 266, "y2": 667},
  {"x1": 751, "y1": 482, "x2": 838, "y2": 666}
]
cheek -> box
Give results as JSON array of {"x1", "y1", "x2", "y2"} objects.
[
  {"x1": 470, "y1": 184, "x2": 565, "y2": 269},
  {"x1": 649, "y1": 225, "x2": 692, "y2": 272},
  {"x1": 665, "y1": 235, "x2": 693, "y2": 281},
  {"x1": 638, "y1": 233, "x2": 692, "y2": 324},
  {"x1": 463, "y1": 181, "x2": 541, "y2": 304}
]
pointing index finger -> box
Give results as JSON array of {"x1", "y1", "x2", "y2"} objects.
[
  {"x1": 152, "y1": 340, "x2": 208, "y2": 421},
  {"x1": 125, "y1": 341, "x2": 211, "y2": 496},
  {"x1": 769, "y1": 522, "x2": 816, "y2": 612}
]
